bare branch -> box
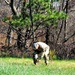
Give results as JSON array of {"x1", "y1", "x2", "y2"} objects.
[
  {"x1": 16, "y1": 0, "x2": 21, "y2": 9},
  {"x1": 63, "y1": 31, "x2": 75, "y2": 43},
  {"x1": 10, "y1": 0, "x2": 17, "y2": 15},
  {"x1": 5, "y1": 0, "x2": 18, "y2": 16},
  {"x1": 56, "y1": 20, "x2": 64, "y2": 44},
  {"x1": 5, "y1": 0, "x2": 10, "y2": 5}
]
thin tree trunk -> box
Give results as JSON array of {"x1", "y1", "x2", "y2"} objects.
[
  {"x1": 29, "y1": 0, "x2": 34, "y2": 42},
  {"x1": 63, "y1": 0, "x2": 69, "y2": 42},
  {"x1": 45, "y1": 26, "x2": 49, "y2": 44},
  {"x1": 10, "y1": 30, "x2": 13, "y2": 44},
  {"x1": 56, "y1": 20, "x2": 64, "y2": 44},
  {"x1": 17, "y1": 28, "x2": 23, "y2": 49},
  {"x1": 7, "y1": 25, "x2": 12, "y2": 47}
]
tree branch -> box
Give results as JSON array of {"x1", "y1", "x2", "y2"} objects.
[
  {"x1": 56, "y1": 20, "x2": 64, "y2": 44},
  {"x1": 63, "y1": 31, "x2": 75, "y2": 43},
  {"x1": 10, "y1": 0, "x2": 17, "y2": 15},
  {"x1": 5, "y1": 0, "x2": 18, "y2": 16},
  {"x1": 16, "y1": 0, "x2": 21, "y2": 9},
  {"x1": 4, "y1": 0, "x2": 10, "y2": 5}
]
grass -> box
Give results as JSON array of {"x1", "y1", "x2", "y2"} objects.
[{"x1": 0, "y1": 57, "x2": 75, "y2": 75}]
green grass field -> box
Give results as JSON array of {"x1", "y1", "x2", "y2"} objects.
[{"x1": 0, "y1": 57, "x2": 75, "y2": 75}]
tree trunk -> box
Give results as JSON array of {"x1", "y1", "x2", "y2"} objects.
[
  {"x1": 63, "y1": 0, "x2": 69, "y2": 43},
  {"x1": 7, "y1": 25, "x2": 12, "y2": 47},
  {"x1": 29, "y1": 0, "x2": 34, "y2": 42},
  {"x1": 17, "y1": 28, "x2": 23, "y2": 49},
  {"x1": 45, "y1": 26, "x2": 49, "y2": 44}
]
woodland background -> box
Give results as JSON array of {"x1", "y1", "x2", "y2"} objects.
[{"x1": 0, "y1": 0, "x2": 75, "y2": 59}]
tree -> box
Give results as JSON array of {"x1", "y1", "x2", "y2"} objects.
[{"x1": 4, "y1": 0, "x2": 67, "y2": 50}]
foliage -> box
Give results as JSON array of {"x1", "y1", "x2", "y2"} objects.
[
  {"x1": 49, "y1": 49, "x2": 57, "y2": 60},
  {"x1": 3, "y1": 15, "x2": 31, "y2": 28},
  {"x1": 3, "y1": 0, "x2": 68, "y2": 28},
  {"x1": 11, "y1": 15, "x2": 31, "y2": 27},
  {"x1": 28, "y1": 0, "x2": 67, "y2": 27}
]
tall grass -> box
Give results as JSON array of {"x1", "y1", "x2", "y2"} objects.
[{"x1": 0, "y1": 57, "x2": 75, "y2": 75}]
